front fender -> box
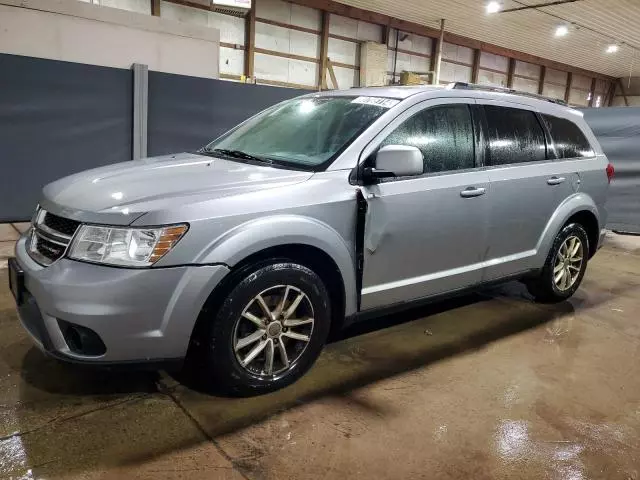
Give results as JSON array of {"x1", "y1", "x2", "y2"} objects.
[
  {"x1": 535, "y1": 192, "x2": 600, "y2": 264},
  {"x1": 196, "y1": 215, "x2": 358, "y2": 316}
]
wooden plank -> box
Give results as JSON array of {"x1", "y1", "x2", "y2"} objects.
[
  {"x1": 151, "y1": 0, "x2": 160, "y2": 16},
  {"x1": 327, "y1": 58, "x2": 339, "y2": 89},
  {"x1": 319, "y1": 12, "x2": 330, "y2": 90},
  {"x1": 257, "y1": 78, "x2": 315, "y2": 90},
  {"x1": 283, "y1": 0, "x2": 615, "y2": 81},
  {"x1": 588, "y1": 77, "x2": 596, "y2": 107},
  {"x1": 254, "y1": 47, "x2": 319, "y2": 64},
  {"x1": 471, "y1": 49, "x2": 480, "y2": 83},
  {"x1": 329, "y1": 33, "x2": 360, "y2": 44},
  {"x1": 331, "y1": 60, "x2": 358, "y2": 70},
  {"x1": 512, "y1": 73, "x2": 540, "y2": 82},
  {"x1": 395, "y1": 47, "x2": 431, "y2": 59},
  {"x1": 220, "y1": 73, "x2": 243, "y2": 81},
  {"x1": 507, "y1": 58, "x2": 516, "y2": 88},
  {"x1": 443, "y1": 58, "x2": 474, "y2": 68},
  {"x1": 564, "y1": 72, "x2": 572, "y2": 103},
  {"x1": 220, "y1": 42, "x2": 244, "y2": 50},
  {"x1": 244, "y1": 0, "x2": 256, "y2": 79},
  {"x1": 256, "y1": 17, "x2": 321, "y2": 36},
  {"x1": 538, "y1": 66, "x2": 546, "y2": 94}
]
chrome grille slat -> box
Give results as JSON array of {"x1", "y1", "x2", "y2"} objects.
[
  {"x1": 27, "y1": 209, "x2": 80, "y2": 266},
  {"x1": 37, "y1": 223, "x2": 72, "y2": 241}
]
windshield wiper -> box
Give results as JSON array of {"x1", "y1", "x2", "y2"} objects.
[{"x1": 203, "y1": 148, "x2": 273, "y2": 165}]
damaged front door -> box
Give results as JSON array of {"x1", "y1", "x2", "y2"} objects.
[{"x1": 359, "y1": 100, "x2": 491, "y2": 310}]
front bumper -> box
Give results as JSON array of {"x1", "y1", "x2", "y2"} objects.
[{"x1": 12, "y1": 235, "x2": 229, "y2": 363}]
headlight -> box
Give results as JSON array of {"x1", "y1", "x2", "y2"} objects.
[{"x1": 68, "y1": 224, "x2": 188, "y2": 267}]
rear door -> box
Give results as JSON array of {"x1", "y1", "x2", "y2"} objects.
[{"x1": 476, "y1": 101, "x2": 576, "y2": 281}]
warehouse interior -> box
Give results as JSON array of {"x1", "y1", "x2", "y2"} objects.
[{"x1": 1, "y1": 0, "x2": 640, "y2": 478}]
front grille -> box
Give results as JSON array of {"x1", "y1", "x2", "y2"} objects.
[
  {"x1": 34, "y1": 235, "x2": 66, "y2": 262},
  {"x1": 28, "y1": 209, "x2": 79, "y2": 266},
  {"x1": 43, "y1": 213, "x2": 80, "y2": 237}
]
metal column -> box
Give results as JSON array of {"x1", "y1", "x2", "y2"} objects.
[{"x1": 131, "y1": 63, "x2": 148, "y2": 160}]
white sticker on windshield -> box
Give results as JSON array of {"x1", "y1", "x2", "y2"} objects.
[{"x1": 351, "y1": 96, "x2": 399, "y2": 108}]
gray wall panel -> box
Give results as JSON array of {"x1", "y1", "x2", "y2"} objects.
[
  {"x1": 0, "y1": 54, "x2": 132, "y2": 222},
  {"x1": 582, "y1": 107, "x2": 640, "y2": 233},
  {"x1": 147, "y1": 72, "x2": 311, "y2": 156}
]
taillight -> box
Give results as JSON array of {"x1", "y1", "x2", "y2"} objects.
[{"x1": 606, "y1": 163, "x2": 615, "y2": 183}]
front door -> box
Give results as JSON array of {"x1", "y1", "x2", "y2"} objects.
[{"x1": 360, "y1": 99, "x2": 491, "y2": 310}]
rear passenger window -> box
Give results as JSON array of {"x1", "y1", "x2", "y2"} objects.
[
  {"x1": 381, "y1": 104, "x2": 474, "y2": 174},
  {"x1": 541, "y1": 114, "x2": 594, "y2": 158},
  {"x1": 484, "y1": 105, "x2": 546, "y2": 165}
]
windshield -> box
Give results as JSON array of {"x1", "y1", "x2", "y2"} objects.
[{"x1": 203, "y1": 97, "x2": 391, "y2": 170}]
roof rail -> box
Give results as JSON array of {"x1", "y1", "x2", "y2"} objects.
[{"x1": 447, "y1": 82, "x2": 568, "y2": 106}]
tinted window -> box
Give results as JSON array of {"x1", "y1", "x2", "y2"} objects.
[
  {"x1": 484, "y1": 105, "x2": 546, "y2": 165},
  {"x1": 541, "y1": 114, "x2": 594, "y2": 158},
  {"x1": 381, "y1": 104, "x2": 474, "y2": 173}
]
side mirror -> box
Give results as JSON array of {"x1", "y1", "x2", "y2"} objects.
[{"x1": 364, "y1": 145, "x2": 424, "y2": 183}]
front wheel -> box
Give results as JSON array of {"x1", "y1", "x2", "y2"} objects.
[
  {"x1": 196, "y1": 261, "x2": 331, "y2": 396},
  {"x1": 526, "y1": 223, "x2": 589, "y2": 303}
]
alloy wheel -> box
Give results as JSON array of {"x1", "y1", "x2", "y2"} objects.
[
  {"x1": 232, "y1": 285, "x2": 315, "y2": 377},
  {"x1": 553, "y1": 235, "x2": 584, "y2": 291}
]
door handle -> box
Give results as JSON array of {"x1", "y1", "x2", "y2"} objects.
[
  {"x1": 547, "y1": 176, "x2": 566, "y2": 185},
  {"x1": 460, "y1": 186, "x2": 486, "y2": 198}
]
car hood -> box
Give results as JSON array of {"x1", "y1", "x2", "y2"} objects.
[{"x1": 40, "y1": 153, "x2": 314, "y2": 225}]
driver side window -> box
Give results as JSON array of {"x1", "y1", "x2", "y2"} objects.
[{"x1": 380, "y1": 104, "x2": 475, "y2": 174}]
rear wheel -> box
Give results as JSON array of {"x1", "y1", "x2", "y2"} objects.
[
  {"x1": 195, "y1": 260, "x2": 331, "y2": 396},
  {"x1": 526, "y1": 223, "x2": 589, "y2": 303}
]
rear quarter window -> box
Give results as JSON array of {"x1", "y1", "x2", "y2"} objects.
[{"x1": 541, "y1": 114, "x2": 594, "y2": 158}]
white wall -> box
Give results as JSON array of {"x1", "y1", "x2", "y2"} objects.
[{"x1": 0, "y1": 0, "x2": 220, "y2": 78}]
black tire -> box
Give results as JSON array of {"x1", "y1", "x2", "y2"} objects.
[
  {"x1": 195, "y1": 260, "x2": 331, "y2": 396},
  {"x1": 526, "y1": 223, "x2": 589, "y2": 303}
]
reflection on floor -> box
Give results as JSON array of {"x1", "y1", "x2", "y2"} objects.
[{"x1": 0, "y1": 238, "x2": 639, "y2": 479}]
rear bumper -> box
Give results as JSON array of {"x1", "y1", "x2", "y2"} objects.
[{"x1": 13, "y1": 235, "x2": 229, "y2": 363}]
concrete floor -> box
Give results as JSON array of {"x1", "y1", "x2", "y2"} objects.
[{"x1": 0, "y1": 235, "x2": 639, "y2": 479}]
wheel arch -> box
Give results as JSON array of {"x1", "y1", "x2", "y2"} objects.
[
  {"x1": 537, "y1": 193, "x2": 601, "y2": 263},
  {"x1": 192, "y1": 215, "x2": 356, "y2": 339}
]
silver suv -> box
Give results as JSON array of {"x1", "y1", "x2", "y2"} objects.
[{"x1": 9, "y1": 84, "x2": 612, "y2": 395}]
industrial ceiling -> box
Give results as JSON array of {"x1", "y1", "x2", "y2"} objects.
[{"x1": 337, "y1": 0, "x2": 640, "y2": 78}]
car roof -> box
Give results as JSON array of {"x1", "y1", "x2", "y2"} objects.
[
  {"x1": 312, "y1": 85, "x2": 446, "y2": 99},
  {"x1": 310, "y1": 84, "x2": 579, "y2": 116}
]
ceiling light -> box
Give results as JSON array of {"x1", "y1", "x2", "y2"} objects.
[
  {"x1": 486, "y1": 1, "x2": 501, "y2": 14},
  {"x1": 555, "y1": 25, "x2": 569, "y2": 37},
  {"x1": 606, "y1": 44, "x2": 619, "y2": 53}
]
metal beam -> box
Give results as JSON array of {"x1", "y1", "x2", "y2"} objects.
[
  {"x1": 588, "y1": 77, "x2": 597, "y2": 107},
  {"x1": 618, "y1": 78, "x2": 630, "y2": 106},
  {"x1": 471, "y1": 49, "x2": 480, "y2": 83},
  {"x1": 507, "y1": 58, "x2": 516, "y2": 88},
  {"x1": 606, "y1": 80, "x2": 616, "y2": 106},
  {"x1": 281, "y1": 0, "x2": 614, "y2": 81},
  {"x1": 538, "y1": 66, "x2": 546, "y2": 95},
  {"x1": 131, "y1": 63, "x2": 148, "y2": 161},
  {"x1": 499, "y1": 0, "x2": 582, "y2": 14},
  {"x1": 564, "y1": 72, "x2": 572, "y2": 103}
]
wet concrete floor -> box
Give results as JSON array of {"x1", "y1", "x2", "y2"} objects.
[{"x1": 0, "y1": 236, "x2": 639, "y2": 479}]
